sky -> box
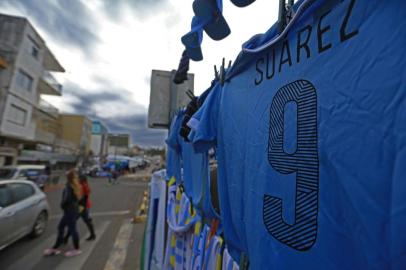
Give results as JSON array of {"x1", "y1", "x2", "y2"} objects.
[{"x1": 0, "y1": 0, "x2": 278, "y2": 146}]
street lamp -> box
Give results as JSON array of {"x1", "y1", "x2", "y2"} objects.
[{"x1": 109, "y1": 134, "x2": 118, "y2": 169}]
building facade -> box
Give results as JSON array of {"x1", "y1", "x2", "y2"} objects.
[
  {"x1": 107, "y1": 133, "x2": 130, "y2": 156},
  {"x1": 0, "y1": 14, "x2": 64, "y2": 166},
  {"x1": 91, "y1": 120, "x2": 108, "y2": 157},
  {"x1": 58, "y1": 114, "x2": 92, "y2": 156}
]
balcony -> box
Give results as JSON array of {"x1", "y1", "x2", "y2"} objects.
[
  {"x1": 54, "y1": 138, "x2": 78, "y2": 154},
  {"x1": 44, "y1": 47, "x2": 65, "y2": 72},
  {"x1": 38, "y1": 71, "x2": 62, "y2": 96},
  {"x1": 38, "y1": 98, "x2": 59, "y2": 118},
  {"x1": 35, "y1": 128, "x2": 56, "y2": 145},
  {"x1": 18, "y1": 150, "x2": 77, "y2": 163}
]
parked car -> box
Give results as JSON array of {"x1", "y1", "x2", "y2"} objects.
[
  {"x1": 0, "y1": 180, "x2": 49, "y2": 250},
  {"x1": 83, "y1": 165, "x2": 101, "y2": 177},
  {"x1": 0, "y1": 165, "x2": 46, "y2": 188}
]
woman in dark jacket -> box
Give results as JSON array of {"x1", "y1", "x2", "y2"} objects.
[
  {"x1": 64, "y1": 174, "x2": 96, "y2": 242},
  {"x1": 44, "y1": 169, "x2": 82, "y2": 257}
]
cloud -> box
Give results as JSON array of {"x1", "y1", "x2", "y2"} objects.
[
  {"x1": 103, "y1": 114, "x2": 167, "y2": 147},
  {"x1": 56, "y1": 82, "x2": 166, "y2": 147},
  {"x1": 0, "y1": 0, "x2": 99, "y2": 54},
  {"x1": 0, "y1": 0, "x2": 279, "y2": 148},
  {"x1": 99, "y1": 0, "x2": 169, "y2": 21}
]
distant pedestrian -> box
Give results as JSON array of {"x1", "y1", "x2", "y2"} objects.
[
  {"x1": 64, "y1": 174, "x2": 96, "y2": 243},
  {"x1": 112, "y1": 169, "x2": 119, "y2": 185},
  {"x1": 43, "y1": 169, "x2": 82, "y2": 257},
  {"x1": 106, "y1": 167, "x2": 113, "y2": 185}
]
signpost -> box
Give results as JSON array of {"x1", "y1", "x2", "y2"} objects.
[{"x1": 148, "y1": 70, "x2": 194, "y2": 129}]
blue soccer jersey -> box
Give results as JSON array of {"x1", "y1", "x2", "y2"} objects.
[
  {"x1": 190, "y1": 0, "x2": 406, "y2": 269},
  {"x1": 167, "y1": 110, "x2": 209, "y2": 209}
]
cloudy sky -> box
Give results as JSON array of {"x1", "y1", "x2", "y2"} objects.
[{"x1": 0, "y1": 0, "x2": 278, "y2": 146}]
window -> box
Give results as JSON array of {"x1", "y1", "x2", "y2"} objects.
[
  {"x1": 28, "y1": 36, "x2": 40, "y2": 60},
  {"x1": 8, "y1": 105, "x2": 27, "y2": 126},
  {"x1": 9, "y1": 183, "x2": 34, "y2": 203},
  {"x1": 17, "y1": 170, "x2": 27, "y2": 179},
  {"x1": 31, "y1": 46, "x2": 39, "y2": 59},
  {"x1": 15, "y1": 69, "x2": 33, "y2": 92},
  {"x1": 0, "y1": 169, "x2": 16, "y2": 180},
  {"x1": 0, "y1": 185, "x2": 13, "y2": 208},
  {"x1": 18, "y1": 169, "x2": 43, "y2": 181}
]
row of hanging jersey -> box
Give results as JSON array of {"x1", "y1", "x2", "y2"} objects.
[
  {"x1": 186, "y1": 0, "x2": 406, "y2": 269},
  {"x1": 166, "y1": 81, "x2": 221, "y2": 222}
]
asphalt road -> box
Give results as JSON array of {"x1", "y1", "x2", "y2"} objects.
[{"x1": 0, "y1": 174, "x2": 149, "y2": 270}]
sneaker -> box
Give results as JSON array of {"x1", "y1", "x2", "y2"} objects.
[
  {"x1": 64, "y1": 249, "x2": 82, "y2": 257},
  {"x1": 86, "y1": 235, "x2": 96, "y2": 241},
  {"x1": 43, "y1": 248, "x2": 61, "y2": 256}
]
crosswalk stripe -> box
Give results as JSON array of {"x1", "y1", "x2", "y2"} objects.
[
  {"x1": 50, "y1": 210, "x2": 131, "y2": 220},
  {"x1": 103, "y1": 220, "x2": 134, "y2": 270},
  {"x1": 5, "y1": 221, "x2": 110, "y2": 270},
  {"x1": 55, "y1": 221, "x2": 110, "y2": 270},
  {"x1": 5, "y1": 233, "x2": 56, "y2": 270},
  {"x1": 119, "y1": 182, "x2": 149, "y2": 187}
]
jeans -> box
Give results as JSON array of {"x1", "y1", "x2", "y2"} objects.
[
  {"x1": 54, "y1": 210, "x2": 79, "y2": 249},
  {"x1": 64, "y1": 208, "x2": 95, "y2": 242}
]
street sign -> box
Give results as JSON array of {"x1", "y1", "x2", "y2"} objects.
[{"x1": 148, "y1": 70, "x2": 194, "y2": 129}]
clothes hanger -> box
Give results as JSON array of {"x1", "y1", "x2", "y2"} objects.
[
  {"x1": 278, "y1": 0, "x2": 295, "y2": 33},
  {"x1": 214, "y1": 58, "x2": 233, "y2": 86},
  {"x1": 186, "y1": 90, "x2": 195, "y2": 100}
]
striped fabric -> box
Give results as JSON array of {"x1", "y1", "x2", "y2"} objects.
[
  {"x1": 191, "y1": 224, "x2": 210, "y2": 270},
  {"x1": 165, "y1": 182, "x2": 200, "y2": 270},
  {"x1": 203, "y1": 235, "x2": 223, "y2": 270},
  {"x1": 164, "y1": 183, "x2": 177, "y2": 270},
  {"x1": 222, "y1": 247, "x2": 239, "y2": 270},
  {"x1": 164, "y1": 180, "x2": 226, "y2": 270}
]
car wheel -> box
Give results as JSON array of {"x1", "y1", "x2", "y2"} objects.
[{"x1": 30, "y1": 211, "x2": 48, "y2": 238}]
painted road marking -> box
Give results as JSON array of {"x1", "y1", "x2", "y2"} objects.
[
  {"x1": 103, "y1": 220, "x2": 134, "y2": 270},
  {"x1": 50, "y1": 210, "x2": 131, "y2": 220},
  {"x1": 6, "y1": 233, "x2": 56, "y2": 270},
  {"x1": 6, "y1": 221, "x2": 110, "y2": 270},
  {"x1": 55, "y1": 221, "x2": 110, "y2": 270},
  {"x1": 119, "y1": 182, "x2": 149, "y2": 187}
]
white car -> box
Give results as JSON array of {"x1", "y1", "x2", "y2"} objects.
[
  {"x1": 0, "y1": 165, "x2": 46, "y2": 188},
  {"x1": 0, "y1": 180, "x2": 50, "y2": 250}
]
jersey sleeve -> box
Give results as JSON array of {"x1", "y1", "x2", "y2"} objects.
[
  {"x1": 165, "y1": 113, "x2": 183, "y2": 182},
  {"x1": 166, "y1": 113, "x2": 182, "y2": 152},
  {"x1": 188, "y1": 83, "x2": 221, "y2": 152}
]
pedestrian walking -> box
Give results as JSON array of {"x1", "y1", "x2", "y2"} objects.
[
  {"x1": 105, "y1": 167, "x2": 113, "y2": 185},
  {"x1": 112, "y1": 168, "x2": 120, "y2": 185},
  {"x1": 63, "y1": 174, "x2": 96, "y2": 242},
  {"x1": 43, "y1": 169, "x2": 82, "y2": 257}
]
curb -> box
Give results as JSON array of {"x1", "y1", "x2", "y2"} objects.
[{"x1": 133, "y1": 190, "x2": 149, "y2": 223}]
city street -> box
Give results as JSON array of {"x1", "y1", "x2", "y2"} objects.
[{"x1": 0, "y1": 174, "x2": 149, "y2": 270}]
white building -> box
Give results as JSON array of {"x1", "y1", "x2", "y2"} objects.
[{"x1": 0, "y1": 14, "x2": 64, "y2": 166}]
